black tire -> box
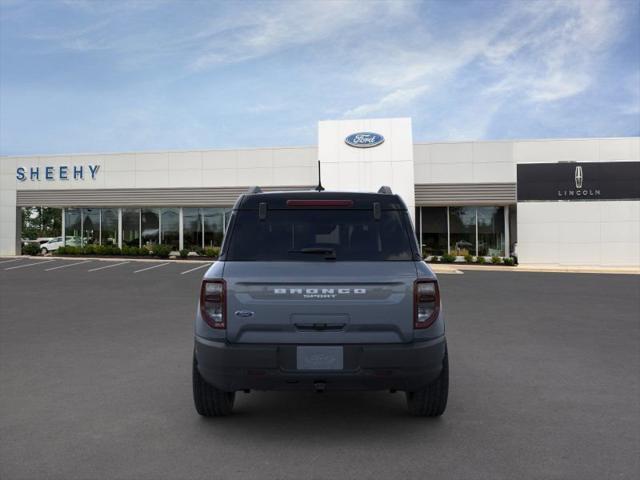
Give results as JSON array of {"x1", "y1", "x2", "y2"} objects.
[
  {"x1": 406, "y1": 348, "x2": 449, "y2": 417},
  {"x1": 192, "y1": 354, "x2": 235, "y2": 417}
]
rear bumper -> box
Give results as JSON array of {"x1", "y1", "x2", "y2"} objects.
[{"x1": 194, "y1": 336, "x2": 446, "y2": 392}]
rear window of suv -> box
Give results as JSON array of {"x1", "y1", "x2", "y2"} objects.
[{"x1": 225, "y1": 209, "x2": 416, "y2": 261}]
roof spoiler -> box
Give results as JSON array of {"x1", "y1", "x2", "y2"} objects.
[{"x1": 377, "y1": 186, "x2": 393, "y2": 194}]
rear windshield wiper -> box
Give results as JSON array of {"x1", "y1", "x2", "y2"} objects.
[{"x1": 288, "y1": 247, "x2": 337, "y2": 259}]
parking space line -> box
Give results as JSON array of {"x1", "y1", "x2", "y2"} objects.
[
  {"x1": 133, "y1": 262, "x2": 170, "y2": 274},
  {"x1": 45, "y1": 260, "x2": 91, "y2": 271},
  {"x1": 5, "y1": 260, "x2": 56, "y2": 270},
  {"x1": 180, "y1": 263, "x2": 211, "y2": 275},
  {"x1": 88, "y1": 261, "x2": 129, "y2": 272},
  {"x1": 0, "y1": 258, "x2": 24, "y2": 265}
]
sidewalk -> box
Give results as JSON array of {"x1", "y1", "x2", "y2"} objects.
[{"x1": 430, "y1": 263, "x2": 640, "y2": 275}]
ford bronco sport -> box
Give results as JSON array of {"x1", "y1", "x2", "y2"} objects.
[{"x1": 193, "y1": 187, "x2": 448, "y2": 416}]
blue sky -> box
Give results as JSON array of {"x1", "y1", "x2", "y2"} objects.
[{"x1": 1, "y1": 0, "x2": 639, "y2": 155}]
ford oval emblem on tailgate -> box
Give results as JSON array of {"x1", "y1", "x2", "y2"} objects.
[{"x1": 234, "y1": 310, "x2": 254, "y2": 318}]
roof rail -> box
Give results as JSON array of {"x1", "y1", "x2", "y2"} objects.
[
  {"x1": 247, "y1": 186, "x2": 263, "y2": 194},
  {"x1": 377, "y1": 186, "x2": 393, "y2": 194}
]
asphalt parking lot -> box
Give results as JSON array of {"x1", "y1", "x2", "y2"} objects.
[{"x1": 0, "y1": 258, "x2": 638, "y2": 480}]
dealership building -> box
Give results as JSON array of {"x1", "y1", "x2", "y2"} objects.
[{"x1": 1, "y1": 118, "x2": 639, "y2": 267}]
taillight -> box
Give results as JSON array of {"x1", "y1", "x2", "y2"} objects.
[
  {"x1": 200, "y1": 279, "x2": 226, "y2": 329},
  {"x1": 414, "y1": 280, "x2": 440, "y2": 329}
]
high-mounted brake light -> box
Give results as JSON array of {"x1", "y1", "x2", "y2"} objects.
[
  {"x1": 200, "y1": 279, "x2": 226, "y2": 329},
  {"x1": 286, "y1": 199, "x2": 354, "y2": 207},
  {"x1": 414, "y1": 280, "x2": 440, "y2": 329}
]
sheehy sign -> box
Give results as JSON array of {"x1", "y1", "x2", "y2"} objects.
[
  {"x1": 16, "y1": 165, "x2": 100, "y2": 182},
  {"x1": 517, "y1": 161, "x2": 640, "y2": 201}
]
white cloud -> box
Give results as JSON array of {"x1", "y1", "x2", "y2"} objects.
[
  {"x1": 189, "y1": 1, "x2": 414, "y2": 71},
  {"x1": 344, "y1": 85, "x2": 429, "y2": 118},
  {"x1": 342, "y1": 0, "x2": 626, "y2": 134},
  {"x1": 482, "y1": 0, "x2": 622, "y2": 103}
]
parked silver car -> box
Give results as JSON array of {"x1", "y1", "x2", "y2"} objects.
[{"x1": 40, "y1": 236, "x2": 81, "y2": 254}]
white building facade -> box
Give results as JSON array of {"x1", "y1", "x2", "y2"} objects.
[{"x1": 1, "y1": 118, "x2": 638, "y2": 267}]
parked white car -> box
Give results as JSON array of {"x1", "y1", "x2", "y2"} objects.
[{"x1": 40, "y1": 236, "x2": 81, "y2": 254}]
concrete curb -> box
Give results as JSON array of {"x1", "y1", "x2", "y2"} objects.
[
  {"x1": 3, "y1": 256, "x2": 638, "y2": 275},
  {"x1": 439, "y1": 263, "x2": 640, "y2": 275}
]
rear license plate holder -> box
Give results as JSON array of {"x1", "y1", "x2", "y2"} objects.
[{"x1": 296, "y1": 346, "x2": 344, "y2": 371}]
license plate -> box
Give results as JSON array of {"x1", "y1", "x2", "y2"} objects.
[{"x1": 296, "y1": 346, "x2": 343, "y2": 371}]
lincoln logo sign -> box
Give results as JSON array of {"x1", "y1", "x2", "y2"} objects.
[
  {"x1": 16, "y1": 164, "x2": 100, "y2": 182},
  {"x1": 345, "y1": 132, "x2": 384, "y2": 148},
  {"x1": 558, "y1": 164, "x2": 601, "y2": 199},
  {"x1": 575, "y1": 166, "x2": 583, "y2": 188},
  {"x1": 516, "y1": 161, "x2": 640, "y2": 202}
]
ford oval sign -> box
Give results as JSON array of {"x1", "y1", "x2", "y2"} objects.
[{"x1": 345, "y1": 132, "x2": 385, "y2": 148}]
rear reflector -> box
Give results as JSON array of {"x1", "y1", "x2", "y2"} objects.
[{"x1": 286, "y1": 199, "x2": 354, "y2": 207}]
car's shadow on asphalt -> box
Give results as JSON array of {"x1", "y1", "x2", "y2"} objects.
[{"x1": 192, "y1": 391, "x2": 449, "y2": 443}]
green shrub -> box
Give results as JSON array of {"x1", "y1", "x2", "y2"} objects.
[
  {"x1": 194, "y1": 247, "x2": 204, "y2": 256},
  {"x1": 22, "y1": 243, "x2": 41, "y2": 256},
  {"x1": 139, "y1": 246, "x2": 151, "y2": 256},
  {"x1": 179, "y1": 249, "x2": 189, "y2": 259},
  {"x1": 491, "y1": 255, "x2": 502, "y2": 264},
  {"x1": 204, "y1": 247, "x2": 220, "y2": 258},
  {"x1": 97, "y1": 245, "x2": 117, "y2": 256},
  {"x1": 464, "y1": 254, "x2": 474, "y2": 263},
  {"x1": 122, "y1": 246, "x2": 140, "y2": 256},
  {"x1": 441, "y1": 253, "x2": 456, "y2": 263},
  {"x1": 477, "y1": 256, "x2": 486, "y2": 264},
  {"x1": 83, "y1": 244, "x2": 96, "y2": 255},
  {"x1": 59, "y1": 246, "x2": 79, "y2": 255},
  {"x1": 503, "y1": 257, "x2": 515, "y2": 266},
  {"x1": 153, "y1": 245, "x2": 171, "y2": 259}
]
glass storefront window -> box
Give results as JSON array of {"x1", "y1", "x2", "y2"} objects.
[
  {"x1": 183, "y1": 208, "x2": 202, "y2": 251},
  {"x1": 477, "y1": 207, "x2": 504, "y2": 256},
  {"x1": 101, "y1": 208, "x2": 118, "y2": 246},
  {"x1": 82, "y1": 208, "x2": 100, "y2": 245},
  {"x1": 141, "y1": 208, "x2": 159, "y2": 247},
  {"x1": 64, "y1": 208, "x2": 82, "y2": 246},
  {"x1": 203, "y1": 208, "x2": 224, "y2": 247},
  {"x1": 449, "y1": 207, "x2": 476, "y2": 256},
  {"x1": 122, "y1": 208, "x2": 140, "y2": 247},
  {"x1": 56, "y1": 205, "x2": 253, "y2": 251},
  {"x1": 160, "y1": 208, "x2": 179, "y2": 249},
  {"x1": 421, "y1": 207, "x2": 448, "y2": 256}
]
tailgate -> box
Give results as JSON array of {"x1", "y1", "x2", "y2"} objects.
[{"x1": 223, "y1": 261, "x2": 417, "y2": 344}]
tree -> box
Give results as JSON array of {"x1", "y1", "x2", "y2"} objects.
[{"x1": 21, "y1": 207, "x2": 62, "y2": 239}]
